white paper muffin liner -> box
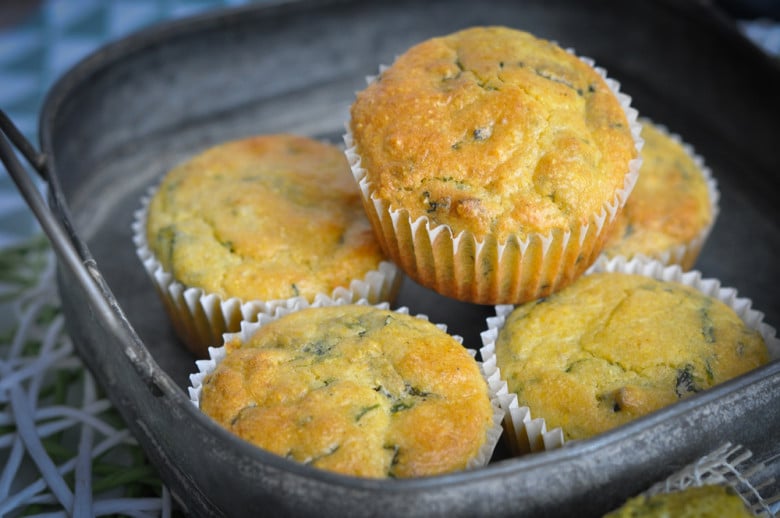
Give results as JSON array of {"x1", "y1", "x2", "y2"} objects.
[
  {"x1": 188, "y1": 297, "x2": 505, "y2": 475},
  {"x1": 345, "y1": 49, "x2": 643, "y2": 305},
  {"x1": 613, "y1": 442, "x2": 778, "y2": 517},
  {"x1": 480, "y1": 255, "x2": 780, "y2": 455},
  {"x1": 601, "y1": 118, "x2": 721, "y2": 270},
  {"x1": 132, "y1": 187, "x2": 401, "y2": 358}
]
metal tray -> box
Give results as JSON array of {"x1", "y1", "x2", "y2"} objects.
[{"x1": 4, "y1": 0, "x2": 779, "y2": 516}]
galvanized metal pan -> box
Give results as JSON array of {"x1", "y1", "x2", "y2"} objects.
[{"x1": 2, "y1": 0, "x2": 779, "y2": 516}]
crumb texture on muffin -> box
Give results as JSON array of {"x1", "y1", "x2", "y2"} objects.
[
  {"x1": 198, "y1": 305, "x2": 495, "y2": 478},
  {"x1": 350, "y1": 26, "x2": 638, "y2": 241},
  {"x1": 145, "y1": 134, "x2": 387, "y2": 302},
  {"x1": 603, "y1": 484, "x2": 754, "y2": 518},
  {"x1": 603, "y1": 121, "x2": 715, "y2": 267},
  {"x1": 495, "y1": 272, "x2": 769, "y2": 440}
]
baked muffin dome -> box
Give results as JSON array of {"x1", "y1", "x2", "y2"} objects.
[
  {"x1": 602, "y1": 120, "x2": 718, "y2": 269},
  {"x1": 493, "y1": 271, "x2": 769, "y2": 441},
  {"x1": 145, "y1": 134, "x2": 389, "y2": 302},
  {"x1": 196, "y1": 304, "x2": 499, "y2": 478},
  {"x1": 347, "y1": 26, "x2": 641, "y2": 304},
  {"x1": 136, "y1": 134, "x2": 400, "y2": 357}
]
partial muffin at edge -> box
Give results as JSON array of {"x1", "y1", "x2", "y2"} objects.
[
  {"x1": 604, "y1": 484, "x2": 754, "y2": 518},
  {"x1": 602, "y1": 119, "x2": 718, "y2": 269}
]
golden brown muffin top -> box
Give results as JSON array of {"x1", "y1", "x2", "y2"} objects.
[
  {"x1": 604, "y1": 485, "x2": 753, "y2": 518},
  {"x1": 604, "y1": 121, "x2": 714, "y2": 259},
  {"x1": 495, "y1": 272, "x2": 768, "y2": 440},
  {"x1": 145, "y1": 135, "x2": 387, "y2": 301},
  {"x1": 349, "y1": 26, "x2": 638, "y2": 242},
  {"x1": 199, "y1": 305, "x2": 495, "y2": 478}
]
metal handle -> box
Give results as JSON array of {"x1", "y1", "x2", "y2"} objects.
[
  {"x1": 0, "y1": 108, "x2": 179, "y2": 398},
  {"x1": 0, "y1": 109, "x2": 102, "y2": 296},
  {"x1": 0, "y1": 110, "x2": 47, "y2": 176}
]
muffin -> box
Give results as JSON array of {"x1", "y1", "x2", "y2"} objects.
[
  {"x1": 189, "y1": 301, "x2": 504, "y2": 478},
  {"x1": 604, "y1": 484, "x2": 754, "y2": 518},
  {"x1": 133, "y1": 134, "x2": 400, "y2": 358},
  {"x1": 480, "y1": 256, "x2": 778, "y2": 451},
  {"x1": 346, "y1": 25, "x2": 642, "y2": 304},
  {"x1": 602, "y1": 119, "x2": 719, "y2": 269}
]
